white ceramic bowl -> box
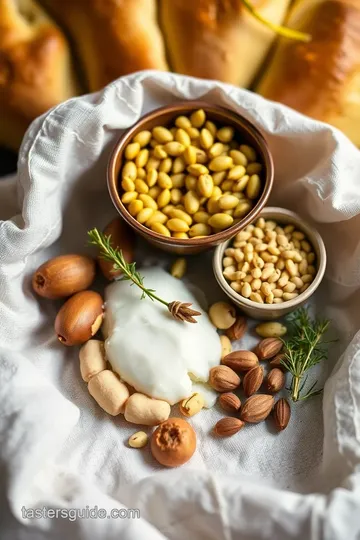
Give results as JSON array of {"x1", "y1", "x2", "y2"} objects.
[{"x1": 213, "y1": 207, "x2": 327, "y2": 320}]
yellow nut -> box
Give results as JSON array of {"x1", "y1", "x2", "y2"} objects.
[
  {"x1": 184, "y1": 190, "x2": 200, "y2": 214},
  {"x1": 171, "y1": 173, "x2": 186, "y2": 188},
  {"x1": 234, "y1": 201, "x2": 252, "y2": 218},
  {"x1": 122, "y1": 161, "x2": 137, "y2": 180},
  {"x1": 151, "y1": 222, "x2": 171, "y2": 237},
  {"x1": 128, "y1": 431, "x2": 148, "y2": 449},
  {"x1": 209, "y1": 301, "x2": 236, "y2": 330},
  {"x1": 172, "y1": 157, "x2": 186, "y2": 174},
  {"x1": 184, "y1": 146, "x2": 197, "y2": 165},
  {"x1": 218, "y1": 195, "x2": 239, "y2": 210},
  {"x1": 198, "y1": 174, "x2": 214, "y2": 198},
  {"x1": 220, "y1": 335, "x2": 232, "y2": 359},
  {"x1": 209, "y1": 156, "x2": 233, "y2": 172},
  {"x1": 121, "y1": 177, "x2": 135, "y2": 192},
  {"x1": 168, "y1": 208, "x2": 192, "y2": 226},
  {"x1": 185, "y1": 175, "x2": 197, "y2": 191},
  {"x1": 208, "y1": 213, "x2": 234, "y2": 230},
  {"x1": 228, "y1": 165, "x2": 246, "y2": 181},
  {"x1": 153, "y1": 145, "x2": 168, "y2": 159},
  {"x1": 136, "y1": 207, "x2": 154, "y2": 224},
  {"x1": 164, "y1": 141, "x2": 185, "y2": 157},
  {"x1": 146, "y1": 157, "x2": 161, "y2": 171},
  {"x1": 125, "y1": 142, "x2": 140, "y2": 160},
  {"x1": 148, "y1": 186, "x2": 161, "y2": 199},
  {"x1": 146, "y1": 210, "x2": 168, "y2": 226},
  {"x1": 137, "y1": 167, "x2": 146, "y2": 179},
  {"x1": 189, "y1": 223, "x2": 211, "y2": 237},
  {"x1": 128, "y1": 199, "x2": 144, "y2": 216},
  {"x1": 217, "y1": 126, "x2": 234, "y2": 142},
  {"x1": 193, "y1": 211, "x2": 210, "y2": 224},
  {"x1": 179, "y1": 393, "x2": 205, "y2": 417},
  {"x1": 186, "y1": 126, "x2": 200, "y2": 140},
  {"x1": 167, "y1": 218, "x2": 190, "y2": 233},
  {"x1": 229, "y1": 150, "x2": 248, "y2": 167},
  {"x1": 121, "y1": 191, "x2": 138, "y2": 204},
  {"x1": 190, "y1": 109, "x2": 206, "y2": 128},
  {"x1": 199, "y1": 128, "x2": 214, "y2": 149},
  {"x1": 172, "y1": 232, "x2": 189, "y2": 239},
  {"x1": 246, "y1": 174, "x2": 261, "y2": 200},
  {"x1": 158, "y1": 172, "x2": 173, "y2": 189},
  {"x1": 175, "y1": 128, "x2": 191, "y2": 147},
  {"x1": 146, "y1": 168, "x2": 158, "y2": 187},
  {"x1": 170, "y1": 188, "x2": 183, "y2": 205},
  {"x1": 139, "y1": 193, "x2": 158, "y2": 210},
  {"x1": 187, "y1": 163, "x2": 209, "y2": 176},
  {"x1": 135, "y1": 148, "x2": 149, "y2": 168},
  {"x1": 205, "y1": 120, "x2": 217, "y2": 137},
  {"x1": 171, "y1": 257, "x2": 187, "y2": 279},
  {"x1": 135, "y1": 179, "x2": 149, "y2": 194},
  {"x1": 247, "y1": 162, "x2": 262, "y2": 175},
  {"x1": 209, "y1": 142, "x2": 225, "y2": 159},
  {"x1": 159, "y1": 157, "x2": 172, "y2": 173},
  {"x1": 239, "y1": 144, "x2": 257, "y2": 162},
  {"x1": 157, "y1": 189, "x2": 171, "y2": 208},
  {"x1": 207, "y1": 197, "x2": 220, "y2": 214},
  {"x1": 175, "y1": 115, "x2": 192, "y2": 129},
  {"x1": 152, "y1": 126, "x2": 174, "y2": 144},
  {"x1": 133, "y1": 130, "x2": 151, "y2": 147}
]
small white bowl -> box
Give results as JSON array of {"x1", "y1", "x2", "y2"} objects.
[{"x1": 213, "y1": 207, "x2": 327, "y2": 320}]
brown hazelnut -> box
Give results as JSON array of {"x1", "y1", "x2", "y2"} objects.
[
  {"x1": 151, "y1": 417, "x2": 196, "y2": 467},
  {"x1": 98, "y1": 218, "x2": 135, "y2": 280}
]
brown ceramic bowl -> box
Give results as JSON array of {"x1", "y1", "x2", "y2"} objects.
[{"x1": 108, "y1": 101, "x2": 274, "y2": 254}]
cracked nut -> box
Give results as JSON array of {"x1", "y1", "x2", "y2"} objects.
[
  {"x1": 208, "y1": 302, "x2": 236, "y2": 330},
  {"x1": 128, "y1": 431, "x2": 148, "y2": 448},
  {"x1": 213, "y1": 417, "x2": 245, "y2": 437},
  {"x1": 179, "y1": 393, "x2": 204, "y2": 417},
  {"x1": 256, "y1": 322, "x2": 287, "y2": 338},
  {"x1": 222, "y1": 350, "x2": 258, "y2": 372},
  {"x1": 273, "y1": 398, "x2": 291, "y2": 431},
  {"x1": 225, "y1": 315, "x2": 247, "y2": 341},
  {"x1": 151, "y1": 417, "x2": 196, "y2": 467},
  {"x1": 243, "y1": 365, "x2": 264, "y2": 397},
  {"x1": 218, "y1": 392, "x2": 241, "y2": 413},
  {"x1": 266, "y1": 368, "x2": 285, "y2": 393},
  {"x1": 209, "y1": 365, "x2": 240, "y2": 392},
  {"x1": 240, "y1": 394, "x2": 274, "y2": 423},
  {"x1": 256, "y1": 337, "x2": 283, "y2": 360}
]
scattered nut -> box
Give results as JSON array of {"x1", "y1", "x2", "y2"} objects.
[
  {"x1": 88, "y1": 370, "x2": 130, "y2": 416},
  {"x1": 209, "y1": 365, "x2": 240, "y2": 392},
  {"x1": 269, "y1": 353, "x2": 286, "y2": 369},
  {"x1": 79, "y1": 339, "x2": 107, "y2": 382},
  {"x1": 266, "y1": 368, "x2": 285, "y2": 393},
  {"x1": 256, "y1": 337, "x2": 283, "y2": 360},
  {"x1": 213, "y1": 417, "x2": 245, "y2": 437},
  {"x1": 220, "y1": 335, "x2": 232, "y2": 359},
  {"x1": 240, "y1": 394, "x2": 274, "y2": 423},
  {"x1": 256, "y1": 322, "x2": 287, "y2": 338},
  {"x1": 243, "y1": 365, "x2": 264, "y2": 397},
  {"x1": 171, "y1": 257, "x2": 187, "y2": 279},
  {"x1": 128, "y1": 431, "x2": 148, "y2": 448},
  {"x1": 218, "y1": 392, "x2": 241, "y2": 413},
  {"x1": 208, "y1": 302, "x2": 236, "y2": 330},
  {"x1": 225, "y1": 315, "x2": 247, "y2": 341},
  {"x1": 151, "y1": 417, "x2": 196, "y2": 467},
  {"x1": 273, "y1": 398, "x2": 291, "y2": 431},
  {"x1": 222, "y1": 350, "x2": 258, "y2": 372},
  {"x1": 124, "y1": 393, "x2": 171, "y2": 426},
  {"x1": 179, "y1": 393, "x2": 205, "y2": 417}
]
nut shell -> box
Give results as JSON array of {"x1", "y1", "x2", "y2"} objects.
[
  {"x1": 55, "y1": 290, "x2": 104, "y2": 346},
  {"x1": 240, "y1": 394, "x2": 274, "y2": 423},
  {"x1": 243, "y1": 365, "x2": 264, "y2": 397},
  {"x1": 256, "y1": 337, "x2": 283, "y2": 360},
  {"x1": 209, "y1": 365, "x2": 240, "y2": 392},
  {"x1": 213, "y1": 417, "x2": 245, "y2": 437},
  {"x1": 225, "y1": 316, "x2": 247, "y2": 341},
  {"x1": 273, "y1": 398, "x2": 291, "y2": 431},
  {"x1": 218, "y1": 392, "x2": 241, "y2": 413},
  {"x1": 151, "y1": 417, "x2": 196, "y2": 467},
  {"x1": 32, "y1": 254, "x2": 96, "y2": 299},
  {"x1": 266, "y1": 368, "x2": 285, "y2": 393},
  {"x1": 98, "y1": 218, "x2": 135, "y2": 280},
  {"x1": 222, "y1": 350, "x2": 258, "y2": 372}
]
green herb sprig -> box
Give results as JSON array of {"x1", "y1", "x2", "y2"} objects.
[
  {"x1": 88, "y1": 228, "x2": 201, "y2": 323},
  {"x1": 281, "y1": 308, "x2": 331, "y2": 402}
]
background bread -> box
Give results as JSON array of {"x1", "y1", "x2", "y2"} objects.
[
  {"x1": 257, "y1": 0, "x2": 360, "y2": 146},
  {"x1": 160, "y1": 0, "x2": 291, "y2": 88},
  {"x1": 40, "y1": 0, "x2": 169, "y2": 91},
  {"x1": 0, "y1": 0, "x2": 80, "y2": 151}
]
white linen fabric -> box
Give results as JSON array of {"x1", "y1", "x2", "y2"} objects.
[{"x1": 1, "y1": 71, "x2": 360, "y2": 540}]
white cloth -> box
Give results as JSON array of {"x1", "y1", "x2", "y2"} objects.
[{"x1": 1, "y1": 70, "x2": 360, "y2": 540}]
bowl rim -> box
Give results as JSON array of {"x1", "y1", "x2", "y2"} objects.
[
  {"x1": 107, "y1": 100, "x2": 274, "y2": 246},
  {"x1": 212, "y1": 206, "x2": 327, "y2": 312}
]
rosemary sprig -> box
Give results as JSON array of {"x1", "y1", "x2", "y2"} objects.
[
  {"x1": 88, "y1": 228, "x2": 201, "y2": 323},
  {"x1": 281, "y1": 308, "x2": 331, "y2": 402},
  {"x1": 241, "y1": 0, "x2": 311, "y2": 43}
]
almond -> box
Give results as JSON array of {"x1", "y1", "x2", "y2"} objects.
[
  {"x1": 243, "y1": 365, "x2": 264, "y2": 397},
  {"x1": 225, "y1": 315, "x2": 247, "y2": 341},
  {"x1": 269, "y1": 353, "x2": 286, "y2": 369},
  {"x1": 266, "y1": 368, "x2": 285, "y2": 393},
  {"x1": 222, "y1": 350, "x2": 258, "y2": 372},
  {"x1": 240, "y1": 394, "x2": 274, "y2": 423},
  {"x1": 256, "y1": 337, "x2": 283, "y2": 360},
  {"x1": 273, "y1": 398, "x2": 291, "y2": 431},
  {"x1": 209, "y1": 365, "x2": 240, "y2": 392},
  {"x1": 218, "y1": 392, "x2": 241, "y2": 413},
  {"x1": 213, "y1": 417, "x2": 245, "y2": 437}
]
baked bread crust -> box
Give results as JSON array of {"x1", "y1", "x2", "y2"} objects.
[
  {"x1": 160, "y1": 0, "x2": 291, "y2": 87},
  {"x1": 257, "y1": 0, "x2": 360, "y2": 145}
]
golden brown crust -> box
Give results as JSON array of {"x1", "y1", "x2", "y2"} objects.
[
  {"x1": 160, "y1": 0, "x2": 292, "y2": 88},
  {"x1": 257, "y1": 0, "x2": 360, "y2": 144},
  {"x1": 0, "y1": 0, "x2": 80, "y2": 150},
  {"x1": 41, "y1": 0, "x2": 169, "y2": 91}
]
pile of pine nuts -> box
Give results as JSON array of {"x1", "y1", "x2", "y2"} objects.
[
  {"x1": 119, "y1": 109, "x2": 263, "y2": 239},
  {"x1": 222, "y1": 218, "x2": 317, "y2": 304}
]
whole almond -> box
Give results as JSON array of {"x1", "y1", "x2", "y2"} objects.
[
  {"x1": 213, "y1": 417, "x2": 245, "y2": 437},
  {"x1": 222, "y1": 350, "x2": 258, "y2": 372},
  {"x1": 273, "y1": 398, "x2": 291, "y2": 431},
  {"x1": 218, "y1": 392, "x2": 241, "y2": 413},
  {"x1": 266, "y1": 368, "x2": 285, "y2": 393},
  {"x1": 209, "y1": 365, "x2": 240, "y2": 392},
  {"x1": 226, "y1": 316, "x2": 247, "y2": 341},
  {"x1": 240, "y1": 394, "x2": 274, "y2": 423},
  {"x1": 243, "y1": 365, "x2": 264, "y2": 397},
  {"x1": 256, "y1": 337, "x2": 283, "y2": 360},
  {"x1": 269, "y1": 353, "x2": 286, "y2": 369}
]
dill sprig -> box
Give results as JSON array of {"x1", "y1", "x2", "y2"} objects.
[
  {"x1": 88, "y1": 228, "x2": 201, "y2": 323},
  {"x1": 241, "y1": 0, "x2": 311, "y2": 43},
  {"x1": 281, "y1": 308, "x2": 331, "y2": 402}
]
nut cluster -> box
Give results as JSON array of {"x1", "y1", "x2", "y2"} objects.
[
  {"x1": 222, "y1": 218, "x2": 317, "y2": 304},
  {"x1": 120, "y1": 109, "x2": 264, "y2": 238}
]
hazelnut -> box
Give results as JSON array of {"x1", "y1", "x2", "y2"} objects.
[{"x1": 151, "y1": 417, "x2": 196, "y2": 467}]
